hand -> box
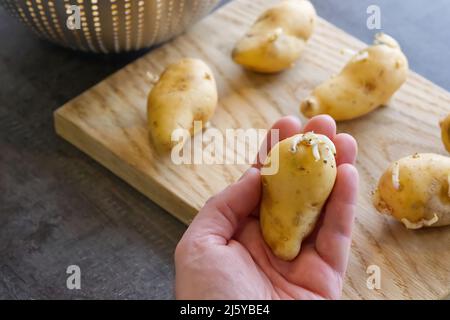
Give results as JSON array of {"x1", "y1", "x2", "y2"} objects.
[{"x1": 175, "y1": 115, "x2": 359, "y2": 300}]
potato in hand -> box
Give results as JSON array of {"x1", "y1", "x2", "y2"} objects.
[
  {"x1": 373, "y1": 153, "x2": 450, "y2": 229},
  {"x1": 301, "y1": 33, "x2": 408, "y2": 121},
  {"x1": 260, "y1": 132, "x2": 337, "y2": 261},
  {"x1": 147, "y1": 58, "x2": 218, "y2": 152},
  {"x1": 232, "y1": 0, "x2": 316, "y2": 73}
]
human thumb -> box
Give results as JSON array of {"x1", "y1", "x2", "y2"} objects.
[{"x1": 186, "y1": 167, "x2": 261, "y2": 242}]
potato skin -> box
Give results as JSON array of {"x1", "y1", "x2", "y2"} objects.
[
  {"x1": 301, "y1": 33, "x2": 408, "y2": 121},
  {"x1": 260, "y1": 133, "x2": 337, "y2": 261},
  {"x1": 440, "y1": 114, "x2": 450, "y2": 153},
  {"x1": 147, "y1": 58, "x2": 218, "y2": 151},
  {"x1": 232, "y1": 0, "x2": 316, "y2": 73},
  {"x1": 373, "y1": 153, "x2": 450, "y2": 229}
]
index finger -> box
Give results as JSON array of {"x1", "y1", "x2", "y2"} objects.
[
  {"x1": 314, "y1": 164, "x2": 359, "y2": 275},
  {"x1": 254, "y1": 116, "x2": 302, "y2": 169}
]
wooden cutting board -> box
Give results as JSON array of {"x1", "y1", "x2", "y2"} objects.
[{"x1": 54, "y1": 0, "x2": 450, "y2": 300}]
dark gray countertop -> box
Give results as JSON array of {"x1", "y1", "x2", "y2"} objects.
[{"x1": 1, "y1": 0, "x2": 449, "y2": 299}]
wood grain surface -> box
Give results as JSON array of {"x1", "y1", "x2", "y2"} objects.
[{"x1": 54, "y1": 0, "x2": 450, "y2": 299}]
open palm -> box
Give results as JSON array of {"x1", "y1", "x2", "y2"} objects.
[{"x1": 175, "y1": 115, "x2": 359, "y2": 300}]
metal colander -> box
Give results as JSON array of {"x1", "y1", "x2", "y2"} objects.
[{"x1": 0, "y1": 0, "x2": 221, "y2": 53}]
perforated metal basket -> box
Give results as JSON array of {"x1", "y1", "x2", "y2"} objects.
[{"x1": 1, "y1": 0, "x2": 220, "y2": 53}]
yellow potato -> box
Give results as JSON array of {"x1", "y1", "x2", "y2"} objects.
[
  {"x1": 232, "y1": 0, "x2": 316, "y2": 73},
  {"x1": 301, "y1": 33, "x2": 408, "y2": 121},
  {"x1": 147, "y1": 58, "x2": 218, "y2": 151},
  {"x1": 373, "y1": 153, "x2": 450, "y2": 229},
  {"x1": 440, "y1": 114, "x2": 450, "y2": 153},
  {"x1": 260, "y1": 132, "x2": 337, "y2": 261}
]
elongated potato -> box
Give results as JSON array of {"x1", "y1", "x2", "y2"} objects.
[
  {"x1": 232, "y1": 0, "x2": 316, "y2": 73},
  {"x1": 260, "y1": 132, "x2": 337, "y2": 261},
  {"x1": 373, "y1": 153, "x2": 450, "y2": 229},
  {"x1": 440, "y1": 114, "x2": 450, "y2": 153},
  {"x1": 301, "y1": 33, "x2": 408, "y2": 120},
  {"x1": 147, "y1": 58, "x2": 218, "y2": 151}
]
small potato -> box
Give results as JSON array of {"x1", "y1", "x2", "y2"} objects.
[
  {"x1": 440, "y1": 114, "x2": 450, "y2": 153},
  {"x1": 147, "y1": 58, "x2": 218, "y2": 151},
  {"x1": 232, "y1": 0, "x2": 316, "y2": 73},
  {"x1": 301, "y1": 33, "x2": 408, "y2": 121},
  {"x1": 260, "y1": 132, "x2": 337, "y2": 261},
  {"x1": 373, "y1": 153, "x2": 450, "y2": 229}
]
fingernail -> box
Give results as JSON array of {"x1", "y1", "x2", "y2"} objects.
[{"x1": 239, "y1": 167, "x2": 259, "y2": 181}]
